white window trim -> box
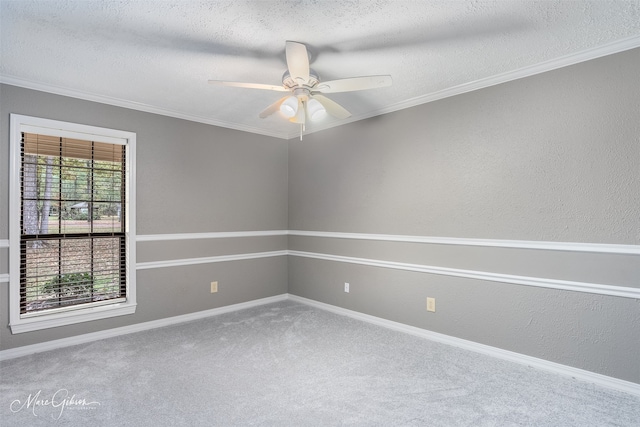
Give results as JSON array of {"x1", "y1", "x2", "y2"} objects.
[{"x1": 9, "y1": 114, "x2": 137, "y2": 334}]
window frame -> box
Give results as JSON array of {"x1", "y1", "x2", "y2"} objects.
[{"x1": 9, "y1": 114, "x2": 137, "y2": 333}]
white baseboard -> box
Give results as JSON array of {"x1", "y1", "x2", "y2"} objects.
[
  {"x1": 0, "y1": 294, "x2": 288, "y2": 361},
  {"x1": 287, "y1": 294, "x2": 640, "y2": 397}
]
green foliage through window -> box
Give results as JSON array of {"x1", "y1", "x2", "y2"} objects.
[{"x1": 42, "y1": 272, "x2": 94, "y2": 298}]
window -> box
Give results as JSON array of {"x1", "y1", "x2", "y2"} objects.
[{"x1": 9, "y1": 115, "x2": 136, "y2": 333}]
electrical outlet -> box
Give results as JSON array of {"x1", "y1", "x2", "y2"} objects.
[
  {"x1": 426, "y1": 297, "x2": 436, "y2": 312},
  {"x1": 344, "y1": 282, "x2": 350, "y2": 293},
  {"x1": 210, "y1": 281, "x2": 218, "y2": 293}
]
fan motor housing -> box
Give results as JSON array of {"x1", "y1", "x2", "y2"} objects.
[{"x1": 282, "y1": 69, "x2": 319, "y2": 89}]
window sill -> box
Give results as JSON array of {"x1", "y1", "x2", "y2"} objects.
[{"x1": 10, "y1": 302, "x2": 137, "y2": 334}]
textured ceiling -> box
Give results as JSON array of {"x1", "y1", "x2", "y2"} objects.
[{"x1": 1, "y1": 1, "x2": 640, "y2": 139}]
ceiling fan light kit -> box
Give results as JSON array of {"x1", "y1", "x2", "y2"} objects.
[
  {"x1": 279, "y1": 96, "x2": 299, "y2": 118},
  {"x1": 307, "y1": 98, "x2": 327, "y2": 121},
  {"x1": 208, "y1": 41, "x2": 392, "y2": 140}
]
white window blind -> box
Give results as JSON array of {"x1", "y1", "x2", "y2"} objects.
[{"x1": 20, "y1": 132, "x2": 127, "y2": 315}]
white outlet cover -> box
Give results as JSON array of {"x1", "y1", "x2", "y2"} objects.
[{"x1": 344, "y1": 283, "x2": 350, "y2": 293}]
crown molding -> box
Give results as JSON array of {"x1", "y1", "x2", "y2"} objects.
[
  {"x1": 0, "y1": 75, "x2": 291, "y2": 140},
  {"x1": 301, "y1": 35, "x2": 640, "y2": 139},
  {"x1": 368, "y1": 35, "x2": 640, "y2": 119},
  {"x1": 2, "y1": 34, "x2": 639, "y2": 141}
]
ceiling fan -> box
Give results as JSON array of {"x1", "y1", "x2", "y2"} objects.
[{"x1": 208, "y1": 41, "x2": 392, "y2": 139}]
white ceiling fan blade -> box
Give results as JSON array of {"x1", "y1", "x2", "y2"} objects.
[
  {"x1": 285, "y1": 41, "x2": 310, "y2": 85},
  {"x1": 259, "y1": 96, "x2": 289, "y2": 118},
  {"x1": 208, "y1": 80, "x2": 288, "y2": 92},
  {"x1": 289, "y1": 98, "x2": 306, "y2": 124},
  {"x1": 314, "y1": 75, "x2": 392, "y2": 93},
  {"x1": 312, "y1": 94, "x2": 351, "y2": 119}
]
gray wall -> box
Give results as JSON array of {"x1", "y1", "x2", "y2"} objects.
[
  {"x1": 288, "y1": 48, "x2": 640, "y2": 383},
  {"x1": 1, "y1": 48, "x2": 639, "y2": 385},
  {"x1": 0, "y1": 84, "x2": 289, "y2": 350}
]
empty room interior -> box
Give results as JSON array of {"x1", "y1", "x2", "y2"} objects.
[{"x1": 1, "y1": 1, "x2": 639, "y2": 425}]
